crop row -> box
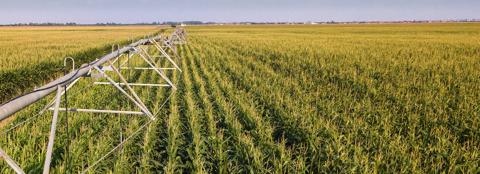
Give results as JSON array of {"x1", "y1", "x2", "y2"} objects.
[
  {"x1": 1, "y1": 24, "x2": 480, "y2": 173},
  {"x1": 0, "y1": 26, "x2": 160, "y2": 104}
]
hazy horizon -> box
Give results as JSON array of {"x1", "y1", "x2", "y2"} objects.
[{"x1": 0, "y1": 0, "x2": 479, "y2": 24}]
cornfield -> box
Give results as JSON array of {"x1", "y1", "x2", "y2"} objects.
[
  {"x1": 1, "y1": 23, "x2": 480, "y2": 173},
  {"x1": 0, "y1": 26, "x2": 159, "y2": 103}
]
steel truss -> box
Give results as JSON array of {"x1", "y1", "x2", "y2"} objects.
[{"x1": 0, "y1": 28, "x2": 187, "y2": 174}]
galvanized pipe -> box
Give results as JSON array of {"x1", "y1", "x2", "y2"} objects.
[
  {"x1": 39, "y1": 78, "x2": 81, "y2": 115},
  {"x1": 47, "y1": 108, "x2": 145, "y2": 115},
  {"x1": 0, "y1": 35, "x2": 162, "y2": 121},
  {"x1": 93, "y1": 82, "x2": 170, "y2": 87},
  {"x1": 119, "y1": 67, "x2": 176, "y2": 70}
]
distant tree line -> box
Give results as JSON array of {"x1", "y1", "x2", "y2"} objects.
[
  {"x1": 2, "y1": 19, "x2": 479, "y2": 26},
  {"x1": 6, "y1": 22, "x2": 78, "y2": 26},
  {"x1": 1, "y1": 21, "x2": 208, "y2": 26}
]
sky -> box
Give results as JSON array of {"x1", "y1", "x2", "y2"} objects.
[{"x1": 0, "y1": 0, "x2": 479, "y2": 24}]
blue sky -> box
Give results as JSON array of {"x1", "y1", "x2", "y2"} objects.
[{"x1": 0, "y1": 0, "x2": 478, "y2": 24}]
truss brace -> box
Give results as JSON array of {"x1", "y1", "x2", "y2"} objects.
[
  {"x1": 0, "y1": 147, "x2": 25, "y2": 174},
  {"x1": 0, "y1": 28, "x2": 188, "y2": 174}
]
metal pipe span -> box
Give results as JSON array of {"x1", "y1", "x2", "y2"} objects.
[{"x1": 0, "y1": 35, "x2": 162, "y2": 121}]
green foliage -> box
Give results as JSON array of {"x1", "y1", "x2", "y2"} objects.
[
  {"x1": 0, "y1": 26, "x2": 158, "y2": 104},
  {"x1": 1, "y1": 23, "x2": 480, "y2": 173}
]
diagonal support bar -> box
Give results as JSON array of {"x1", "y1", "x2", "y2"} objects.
[
  {"x1": 93, "y1": 66, "x2": 155, "y2": 120},
  {"x1": 109, "y1": 53, "x2": 124, "y2": 66},
  {"x1": 0, "y1": 34, "x2": 168, "y2": 121},
  {"x1": 134, "y1": 48, "x2": 177, "y2": 90},
  {"x1": 0, "y1": 147, "x2": 25, "y2": 174},
  {"x1": 43, "y1": 86, "x2": 63, "y2": 174},
  {"x1": 150, "y1": 39, "x2": 182, "y2": 72},
  {"x1": 171, "y1": 32, "x2": 187, "y2": 44},
  {"x1": 158, "y1": 37, "x2": 181, "y2": 59},
  {"x1": 39, "y1": 78, "x2": 81, "y2": 115},
  {"x1": 106, "y1": 60, "x2": 154, "y2": 120}
]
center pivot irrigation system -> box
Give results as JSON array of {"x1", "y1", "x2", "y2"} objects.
[{"x1": 0, "y1": 28, "x2": 187, "y2": 174}]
